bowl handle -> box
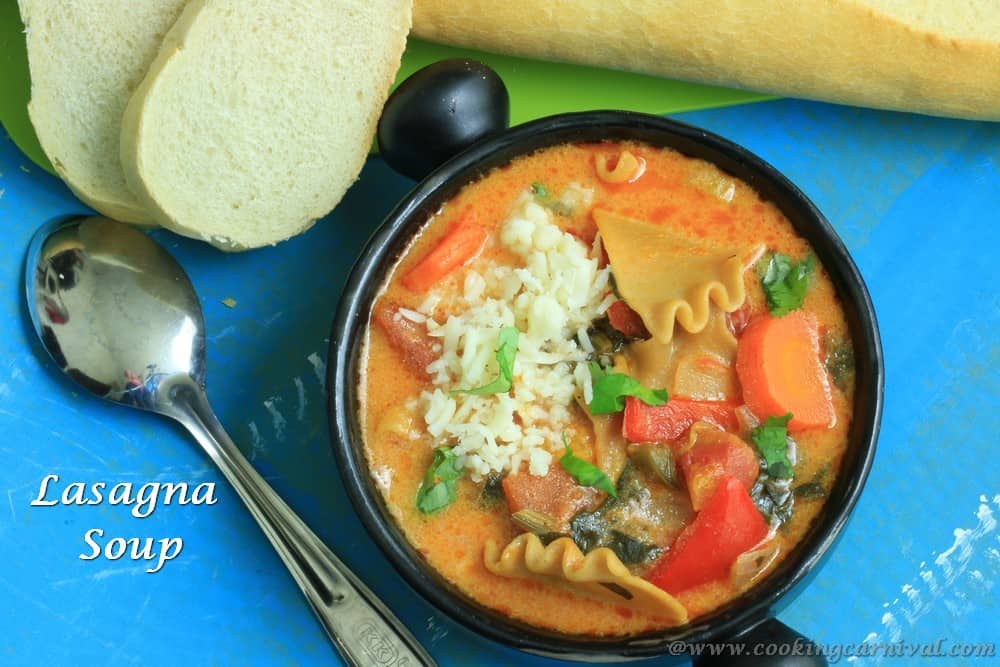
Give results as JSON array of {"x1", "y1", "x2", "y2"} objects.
[{"x1": 691, "y1": 617, "x2": 828, "y2": 667}]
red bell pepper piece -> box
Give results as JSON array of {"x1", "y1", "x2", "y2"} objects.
[
  {"x1": 622, "y1": 397, "x2": 738, "y2": 442},
  {"x1": 646, "y1": 476, "x2": 768, "y2": 595},
  {"x1": 678, "y1": 428, "x2": 760, "y2": 510}
]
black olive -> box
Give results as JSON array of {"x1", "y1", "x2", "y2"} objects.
[{"x1": 378, "y1": 59, "x2": 510, "y2": 181}]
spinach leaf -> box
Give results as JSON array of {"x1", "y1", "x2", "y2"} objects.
[
  {"x1": 584, "y1": 316, "x2": 634, "y2": 368},
  {"x1": 568, "y1": 510, "x2": 606, "y2": 553},
  {"x1": 453, "y1": 327, "x2": 519, "y2": 395},
  {"x1": 478, "y1": 472, "x2": 506, "y2": 509},
  {"x1": 571, "y1": 514, "x2": 660, "y2": 564},
  {"x1": 607, "y1": 530, "x2": 662, "y2": 565},
  {"x1": 793, "y1": 482, "x2": 826, "y2": 499},
  {"x1": 750, "y1": 418, "x2": 804, "y2": 524},
  {"x1": 760, "y1": 253, "x2": 815, "y2": 316},
  {"x1": 793, "y1": 465, "x2": 830, "y2": 500},
  {"x1": 751, "y1": 413, "x2": 794, "y2": 479},
  {"x1": 824, "y1": 333, "x2": 856, "y2": 392},
  {"x1": 560, "y1": 439, "x2": 617, "y2": 497},
  {"x1": 751, "y1": 475, "x2": 794, "y2": 524},
  {"x1": 416, "y1": 447, "x2": 464, "y2": 514},
  {"x1": 587, "y1": 362, "x2": 667, "y2": 415},
  {"x1": 568, "y1": 464, "x2": 662, "y2": 565},
  {"x1": 628, "y1": 443, "x2": 680, "y2": 487}
]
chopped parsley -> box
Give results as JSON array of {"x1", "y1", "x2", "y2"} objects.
[
  {"x1": 587, "y1": 362, "x2": 668, "y2": 415},
  {"x1": 560, "y1": 436, "x2": 617, "y2": 497},
  {"x1": 530, "y1": 182, "x2": 549, "y2": 198},
  {"x1": 751, "y1": 413, "x2": 794, "y2": 479},
  {"x1": 759, "y1": 253, "x2": 815, "y2": 316},
  {"x1": 416, "y1": 447, "x2": 464, "y2": 514},
  {"x1": 452, "y1": 326, "x2": 519, "y2": 395}
]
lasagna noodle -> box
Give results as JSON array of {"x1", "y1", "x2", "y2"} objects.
[
  {"x1": 621, "y1": 308, "x2": 739, "y2": 400},
  {"x1": 484, "y1": 534, "x2": 689, "y2": 623},
  {"x1": 594, "y1": 209, "x2": 763, "y2": 343}
]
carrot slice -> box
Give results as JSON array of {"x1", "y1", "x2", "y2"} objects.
[
  {"x1": 402, "y1": 211, "x2": 488, "y2": 292},
  {"x1": 735, "y1": 311, "x2": 835, "y2": 432}
]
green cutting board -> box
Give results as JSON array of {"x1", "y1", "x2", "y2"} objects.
[{"x1": 0, "y1": 1, "x2": 771, "y2": 176}]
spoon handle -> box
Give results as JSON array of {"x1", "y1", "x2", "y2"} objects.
[{"x1": 165, "y1": 376, "x2": 435, "y2": 667}]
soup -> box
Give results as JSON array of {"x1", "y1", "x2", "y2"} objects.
[{"x1": 360, "y1": 141, "x2": 854, "y2": 636}]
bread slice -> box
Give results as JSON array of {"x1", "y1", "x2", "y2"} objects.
[
  {"x1": 412, "y1": 0, "x2": 1000, "y2": 121},
  {"x1": 18, "y1": 0, "x2": 188, "y2": 223},
  {"x1": 120, "y1": 0, "x2": 412, "y2": 250}
]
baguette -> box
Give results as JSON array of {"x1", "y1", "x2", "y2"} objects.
[
  {"x1": 120, "y1": 0, "x2": 411, "y2": 250},
  {"x1": 412, "y1": 0, "x2": 1000, "y2": 121},
  {"x1": 17, "y1": 0, "x2": 188, "y2": 223}
]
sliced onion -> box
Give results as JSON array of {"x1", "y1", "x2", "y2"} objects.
[
  {"x1": 731, "y1": 539, "x2": 781, "y2": 589},
  {"x1": 735, "y1": 405, "x2": 760, "y2": 433}
]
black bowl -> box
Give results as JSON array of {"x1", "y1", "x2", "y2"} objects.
[{"x1": 328, "y1": 111, "x2": 883, "y2": 663}]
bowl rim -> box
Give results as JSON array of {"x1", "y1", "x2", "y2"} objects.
[{"x1": 328, "y1": 110, "x2": 883, "y2": 660}]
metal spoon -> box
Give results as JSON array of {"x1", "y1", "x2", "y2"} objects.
[{"x1": 25, "y1": 215, "x2": 435, "y2": 667}]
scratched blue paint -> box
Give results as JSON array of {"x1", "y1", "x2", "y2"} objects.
[{"x1": 1, "y1": 99, "x2": 997, "y2": 666}]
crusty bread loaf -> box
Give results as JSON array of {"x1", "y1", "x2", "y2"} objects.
[
  {"x1": 120, "y1": 0, "x2": 411, "y2": 250},
  {"x1": 412, "y1": 0, "x2": 1000, "y2": 121},
  {"x1": 18, "y1": 0, "x2": 188, "y2": 222}
]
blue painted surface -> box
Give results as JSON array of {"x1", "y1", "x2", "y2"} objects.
[{"x1": 0, "y1": 99, "x2": 997, "y2": 666}]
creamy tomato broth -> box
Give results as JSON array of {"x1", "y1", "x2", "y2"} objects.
[{"x1": 360, "y1": 141, "x2": 855, "y2": 636}]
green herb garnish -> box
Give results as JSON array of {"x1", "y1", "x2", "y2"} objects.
[
  {"x1": 751, "y1": 413, "x2": 794, "y2": 479},
  {"x1": 560, "y1": 435, "x2": 617, "y2": 497},
  {"x1": 760, "y1": 253, "x2": 815, "y2": 316},
  {"x1": 453, "y1": 327, "x2": 519, "y2": 395},
  {"x1": 587, "y1": 362, "x2": 668, "y2": 415},
  {"x1": 531, "y1": 182, "x2": 549, "y2": 198},
  {"x1": 416, "y1": 447, "x2": 464, "y2": 514}
]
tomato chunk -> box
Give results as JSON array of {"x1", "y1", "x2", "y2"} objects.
[
  {"x1": 607, "y1": 300, "x2": 650, "y2": 338},
  {"x1": 677, "y1": 426, "x2": 759, "y2": 510},
  {"x1": 502, "y1": 464, "x2": 595, "y2": 532},
  {"x1": 372, "y1": 301, "x2": 437, "y2": 376},
  {"x1": 623, "y1": 397, "x2": 738, "y2": 442},
  {"x1": 725, "y1": 301, "x2": 752, "y2": 337},
  {"x1": 646, "y1": 476, "x2": 768, "y2": 595}
]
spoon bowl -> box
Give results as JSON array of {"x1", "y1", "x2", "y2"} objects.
[
  {"x1": 25, "y1": 215, "x2": 434, "y2": 667},
  {"x1": 26, "y1": 216, "x2": 205, "y2": 407}
]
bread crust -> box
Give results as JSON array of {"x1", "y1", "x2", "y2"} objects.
[{"x1": 412, "y1": 0, "x2": 1000, "y2": 120}]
